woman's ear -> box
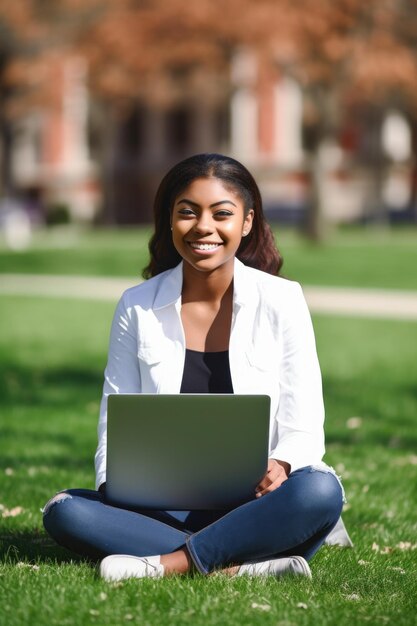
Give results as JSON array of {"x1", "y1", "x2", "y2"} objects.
[{"x1": 242, "y1": 209, "x2": 254, "y2": 237}]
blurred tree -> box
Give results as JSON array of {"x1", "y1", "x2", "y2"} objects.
[
  {"x1": 0, "y1": 0, "x2": 104, "y2": 195},
  {"x1": 232, "y1": 0, "x2": 417, "y2": 236},
  {"x1": 75, "y1": 0, "x2": 417, "y2": 235},
  {"x1": 2, "y1": 0, "x2": 417, "y2": 232},
  {"x1": 0, "y1": 2, "x2": 35, "y2": 195}
]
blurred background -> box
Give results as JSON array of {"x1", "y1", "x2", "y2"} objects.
[
  {"x1": 1, "y1": 0, "x2": 417, "y2": 246},
  {"x1": 0, "y1": 7, "x2": 416, "y2": 618}
]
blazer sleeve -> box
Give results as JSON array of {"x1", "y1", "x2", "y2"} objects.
[
  {"x1": 269, "y1": 282, "x2": 325, "y2": 471},
  {"x1": 94, "y1": 292, "x2": 142, "y2": 490}
]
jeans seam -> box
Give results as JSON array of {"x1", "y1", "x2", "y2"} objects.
[
  {"x1": 185, "y1": 536, "x2": 209, "y2": 574},
  {"x1": 185, "y1": 464, "x2": 341, "y2": 573},
  {"x1": 186, "y1": 500, "x2": 263, "y2": 574}
]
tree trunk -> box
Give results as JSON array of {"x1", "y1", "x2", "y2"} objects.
[
  {"x1": 363, "y1": 108, "x2": 388, "y2": 226},
  {"x1": 92, "y1": 103, "x2": 119, "y2": 224},
  {"x1": 301, "y1": 88, "x2": 335, "y2": 242},
  {"x1": 407, "y1": 121, "x2": 417, "y2": 223},
  {"x1": 304, "y1": 146, "x2": 327, "y2": 242},
  {"x1": 0, "y1": 114, "x2": 14, "y2": 197}
]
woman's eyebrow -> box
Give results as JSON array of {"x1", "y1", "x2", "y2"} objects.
[
  {"x1": 211, "y1": 200, "x2": 237, "y2": 208},
  {"x1": 176, "y1": 199, "x2": 237, "y2": 208}
]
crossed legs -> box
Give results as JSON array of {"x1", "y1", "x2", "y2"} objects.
[{"x1": 43, "y1": 466, "x2": 344, "y2": 575}]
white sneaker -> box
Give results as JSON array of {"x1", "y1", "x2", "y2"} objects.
[
  {"x1": 100, "y1": 554, "x2": 164, "y2": 582},
  {"x1": 237, "y1": 555, "x2": 312, "y2": 578}
]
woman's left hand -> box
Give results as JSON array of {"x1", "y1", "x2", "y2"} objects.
[{"x1": 255, "y1": 459, "x2": 290, "y2": 498}]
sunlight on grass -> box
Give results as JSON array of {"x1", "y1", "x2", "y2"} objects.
[
  {"x1": 1, "y1": 290, "x2": 416, "y2": 626},
  {"x1": 1, "y1": 225, "x2": 417, "y2": 290}
]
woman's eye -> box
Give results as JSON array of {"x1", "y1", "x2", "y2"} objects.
[
  {"x1": 215, "y1": 210, "x2": 233, "y2": 217},
  {"x1": 178, "y1": 208, "x2": 195, "y2": 216}
]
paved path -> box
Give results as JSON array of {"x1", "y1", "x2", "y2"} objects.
[{"x1": 1, "y1": 273, "x2": 417, "y2": 321}]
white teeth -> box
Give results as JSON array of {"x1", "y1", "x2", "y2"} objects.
[{"x1": 190, "y1": 243, "x2": 220, "y2": 250}]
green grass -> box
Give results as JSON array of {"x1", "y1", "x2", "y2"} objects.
[
  {"x1": 1, "y1": 225, "x2": 417, "y2": 290},
  {"x1": 1, "y1": 294, "x2": 416, "y2": 626}
]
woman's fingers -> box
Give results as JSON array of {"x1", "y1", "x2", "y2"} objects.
[
  {"x1": 255, "y1": 474, "x2": 287, "y2": 497},
  {"x1": 255, "y1": 460, "x2": 288, "y2": 497},
  {"x1": 257, "y1": 460, "x2": 280, "y2": 488}
]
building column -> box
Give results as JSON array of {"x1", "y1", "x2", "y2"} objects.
[
  {"x1": 273, "y1": 76, "x2": 303, "y2": 168},
  {"x1": 230, "y1": 88, "x2": 258, "y2": 163},
  {"x1": 230, "y1": 49, "x2": 258, "y2": 163}
]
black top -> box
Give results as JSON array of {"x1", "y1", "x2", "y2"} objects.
[{"x1": 180, "y1": 349, "x2": 234, "y2": 394}]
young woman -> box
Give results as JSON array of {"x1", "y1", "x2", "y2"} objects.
[{"x1": 43, "y1": 153, "x2": 346, "y2": 581}]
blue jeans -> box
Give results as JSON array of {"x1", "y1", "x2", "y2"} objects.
[{"x1": 43, "y1": 466, "x2": 343, "y2": 574}]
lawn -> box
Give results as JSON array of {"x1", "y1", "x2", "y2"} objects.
[
  {"x1": 1, "y1": 226, "x2": 416, "y2": 625},
  {"x1": 0, "y1": 288, "x2": 416, "y2": 626},
  {"x1": 1, "y1": 225, "x2": 417, "y2": 290}
]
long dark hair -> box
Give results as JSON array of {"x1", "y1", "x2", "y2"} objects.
[{"x1": 143, "y1": 153, "x2": 283, "y2": 279}]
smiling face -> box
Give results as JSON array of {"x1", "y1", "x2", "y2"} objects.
[{"x1": 171, "y1": 177, "x2": 254, "y2": 276}]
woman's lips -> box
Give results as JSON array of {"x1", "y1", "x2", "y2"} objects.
[{"x1": 187, "y1": 242, "x2": 223, "y2": 254}]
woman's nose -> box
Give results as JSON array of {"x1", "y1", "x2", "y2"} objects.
[{"x1": 194, "y1": 214, "x2": 213, "y2": 234}]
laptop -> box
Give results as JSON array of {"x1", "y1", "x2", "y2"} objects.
[{"x1": 106, "y1": 394, "x2": 270, "y2": 510}]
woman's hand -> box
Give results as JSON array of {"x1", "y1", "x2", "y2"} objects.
[{"x1": 255, "y1": 459, "x2": 290, "y2": 498}]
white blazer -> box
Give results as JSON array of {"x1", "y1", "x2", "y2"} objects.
[{"x1": 95, "y1": 258, "x2": 325, "y2": 490}]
